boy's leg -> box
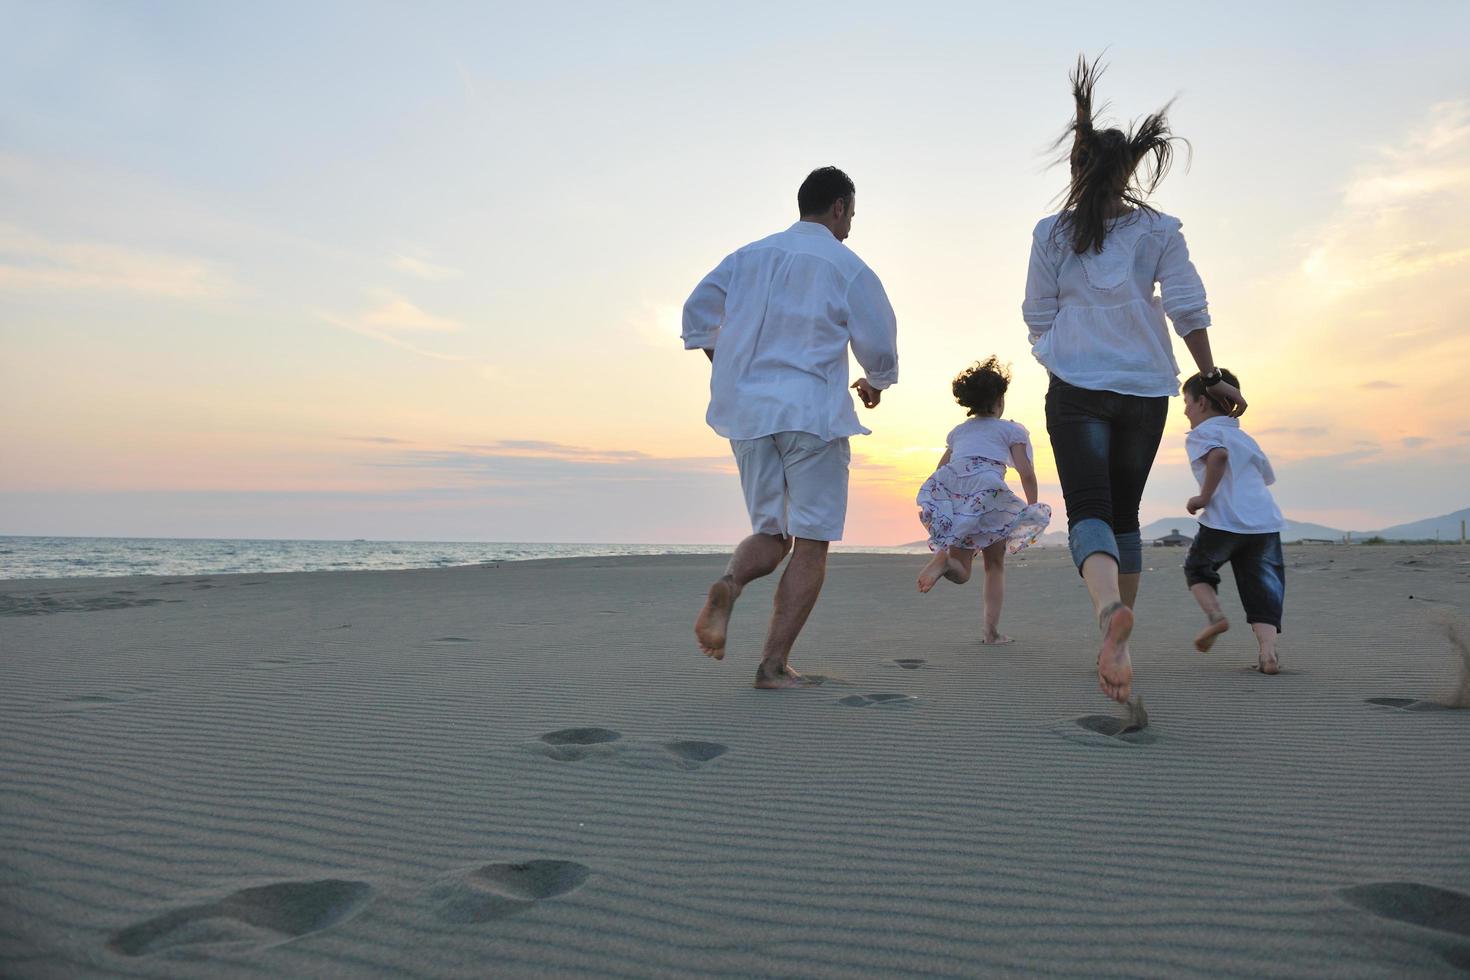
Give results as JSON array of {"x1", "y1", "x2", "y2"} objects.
[
  {"x1": 979, "y1": 540, "x2": 1010, "y2": 644},
  {"x1": 1230, "y1": 533, "x2": 1285, "y2": 674},
  {"x1": 1183, "y1": 528, "x2": 1232, "y2": 652}
]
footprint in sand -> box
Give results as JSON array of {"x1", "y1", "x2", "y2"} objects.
[
  {"x1": 1365, "y1": 697, "x2": 1452, "y2": 712},
  {"x1": 53, "y1": 688, "x2": 158, "y2": 710},
  {"x1": 1341, "y1": 882, "x2": 1470, "y2": 940},
  {"x1": 426, "y1": 861, "x2": 590, "y2": 924},
  {"x1": 432, "y1": 637, "x2": 476, "y2": 643},
  {"x1": 892, "y1": 659, "x2": 927, "y2": 670},
  {"x1": 837, "y1": 693, "x2": 917, "y2": 708},
  {"x1": 107, "y1": 879, "x2": 374, "y2": 957},
  {"x1": 1053, "y1": 714, "x2": 1158, "y2": 747},
  {"x1": 536, "y1": 727, "x2": 623, "y2": 761},
  {"x1": 659, "y1": 740, "x2": 728, "y2": 770}
]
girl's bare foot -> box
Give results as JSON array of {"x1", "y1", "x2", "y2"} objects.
[
  {"x1": 1097, "y1": 601, "x2": 1134, "y2": 703},
  {"x1": 917, "y1": 551, "x2": 949, "y2": 593},
  {"x1": 695, "y1": 576, "x2": 737, "y2": 659},
  {"x1": 1257, "y1": 651, "x2": 1280, "y2": 674},
  {"x1": 1194, "y1": 612, "x2": 1229, "y2": 652},
  {"x1": 980, "y1": 629, "x2": 1013, "y2": 645},
  {"x1": 755, "y1": 661, "x2": 820, "y2": 689}
]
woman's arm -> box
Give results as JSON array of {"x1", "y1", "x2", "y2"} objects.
[
  {"x1": 1022, "y1": 227, "x2": 1060, "y2": 345},
  {"x1": 1180, "y1": 329, "x2": 1247, "y2": 417},
  {"x1": 1009, "y1": 444, "x2": 1039, "y2": 505}
]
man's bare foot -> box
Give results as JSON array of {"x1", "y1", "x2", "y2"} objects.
[
  {"x1": 917, "y1": 551, "x2": 949, "y2": 593},
  {"x1": 755, "y1": 662, "x2": 819, "y2": 689},
  {"x1": 1194, "y1": 613, "x2": 1229, "y2": 652},
  {"x1": 980, "y1": 629, "x2": 1013, "y2": 645},
  {"x1": 695, "y1": 576, "x2": 737, "y2": 660},
  {"x1": 1097, "y1": 601, "x2": 1134, "y2": 703},
  {"x1": 1257, "y1": 650, "x2": 1280, "y2": 674}
]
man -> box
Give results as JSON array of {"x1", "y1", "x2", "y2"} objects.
[{"x1": 681, "y1": 166, "x2": 899, "y2": 689}]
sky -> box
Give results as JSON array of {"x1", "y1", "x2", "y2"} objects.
[{"x1": 2, "y1": 0, "x2": 1468, "y2": 545}]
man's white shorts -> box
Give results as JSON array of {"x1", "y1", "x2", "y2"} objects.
[{"x1": 730, "y1": 431, "x2": 850, "y2": 542}]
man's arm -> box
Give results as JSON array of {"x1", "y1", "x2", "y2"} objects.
[
  {"x1": 1187, "y1": 447, "x2": 1228, "y2": 514},
  {"x1": 846, "y1": 267, "x2": 898, "y2": 407},
  {"x1": 682, "y1": 253, "x2": 736, "y2": 356}
]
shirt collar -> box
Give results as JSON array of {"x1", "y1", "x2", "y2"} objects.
[
  {"x1": 1198, "y1": 415, "x2": 1240, "y2": 431},
  {"x1": 788, "y1": 220, "x2": 837, "y2": 239}
]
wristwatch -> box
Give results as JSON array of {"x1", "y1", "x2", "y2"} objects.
[{"x1": 1202, "y1": 367, "x2": 1224, "y2": 387}]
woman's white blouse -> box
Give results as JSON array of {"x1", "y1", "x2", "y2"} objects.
[{"x1": 1022, "y1": 210, "x2": 1210, "y2": 398}]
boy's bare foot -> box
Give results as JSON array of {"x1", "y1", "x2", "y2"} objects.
[
  {"x1": 1194, "y1": 613, "x2": 1229, "y2": 652},
  {"x1": 980, "y1": 629, "x2": 1013, "y2": 645},
  {"x1": 695, "y1": 576, "x2": 737, "y2": 660},
  {"x1": 1257, "y1": 650, "x2": 1280, "y2": 674},
  {"x1": 1097, "y1": 601, "x2": 1134, "y2": 703},
  {"x1": 917, "y1": 551, "x2": 949, "y2": 593}
]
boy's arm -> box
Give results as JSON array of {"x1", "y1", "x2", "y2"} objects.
[
  {"x1": 1009, "y1": 443, "x2": 1039, "y2": 506},
  {"x1": 1187, "y1": 447, "x2": 1229, "y2": 514}
]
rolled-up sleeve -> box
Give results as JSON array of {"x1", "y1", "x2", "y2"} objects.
[
  {"x1": 845, "y1": 266, "x2": 899, "y2": 389},
  {"x1": 1159, "y1": 223, "x2": 1211, "y2": 336},
  {"x1": 1022, "y1": 231, "x2": 1060, "y2": 344},
  {"x1": 681, "y1": 253, "x2": 735, "y2": 350}
]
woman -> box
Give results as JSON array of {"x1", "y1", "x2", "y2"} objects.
[{"x1": 1023, "y1": 56, "x2": 1247, "y2": 703}]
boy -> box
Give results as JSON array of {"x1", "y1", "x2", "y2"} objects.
[{"x1": 1181, "y1": 369, "x2": 1286, "y2": 673}]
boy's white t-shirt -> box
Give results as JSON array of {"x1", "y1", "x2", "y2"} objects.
[
  {"x1": 947, "y1": 417, "x2": 1032, "y2": 467},
  {"x1": 1185, "y1": 416, "x2": 1285, "y2": 534}
]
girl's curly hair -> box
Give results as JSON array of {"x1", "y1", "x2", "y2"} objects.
[{"x1": 953, "y1": 356, "x2": 1011, "y2": 417}]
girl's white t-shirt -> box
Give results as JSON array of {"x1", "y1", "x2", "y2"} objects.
[
  {"x1": 947, "y1": 418, "x2": 1032, "y2": 467},
  {"x1": 1185, "y1": 416, "x2": 1285, "y2": 534}
]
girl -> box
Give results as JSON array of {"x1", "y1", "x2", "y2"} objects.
[
  {"x1": 916, "y1": 357, "x2": 1051, "y2": 645},
  {"x1": 1022, "y1": 56, "x2": 1248, "y2": 702}
]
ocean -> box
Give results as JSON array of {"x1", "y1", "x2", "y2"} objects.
[{"x1": 0, "y1": 536, "x2": 928, "y2": 581}]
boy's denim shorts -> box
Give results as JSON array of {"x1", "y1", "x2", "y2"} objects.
[{"x1": 1183, "y1": 526, "x2": 1286, "y2": 631}]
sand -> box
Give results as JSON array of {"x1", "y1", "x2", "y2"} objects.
[{"x1": 2, "y1": 544, "x2": 1468, "y2": 977}]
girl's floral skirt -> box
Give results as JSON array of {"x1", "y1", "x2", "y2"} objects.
[{"x1": 916, "y1": 456, "x2": 1052, "y2": 554}]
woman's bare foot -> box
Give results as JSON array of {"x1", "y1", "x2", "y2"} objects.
[
  {"x1": 1194, "y1": 612, "x2": 1229, "y2": 652},
  {"x1": 980, "y1": 628, "x2": 1013, "y2": 645},
  {"x1": 755, "y1": 661, "x2": 819, "y2": 689},
  {"x1": 695, "y1": 576, "x2": 737, "y2": 660},
  {"x1": 1097, "y1": 602, "x2": 1134, "y2": 703},
  {"x1": 917, "y1": 551, "x2": 949, "y2": 593}
]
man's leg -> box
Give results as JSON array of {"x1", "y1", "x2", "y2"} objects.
[
  {"x1": 697, "y1": 436, "x2": 791, "y2": 660},
  {"x1": 696, "y1": 532, "x2": 791, "y2": 659},
  {"x1": 755, "y1": 537, "x2": 829, "y2": 688}
]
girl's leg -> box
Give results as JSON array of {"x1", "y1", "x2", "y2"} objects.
[
  {"x1": 917, "y1": 547, "x2": 950, "y2": 593},
  {"x1": 979, "y1": 540, "x2": 1011, "y2": 644},
  {"x1": 944, "y1": 547, "x2": 975, "y2": 585}
]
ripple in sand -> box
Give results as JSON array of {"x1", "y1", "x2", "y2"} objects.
[
  {"x1": 432, "y1": 636, "x2": 475, "y2": 643},
  {"x1": 837, "y1": 693, "x2": 917, "y2": 708},
  {"x1": 661, "y1": 740, "x2": 728, "y2": 769},
  {"x1": 108, "y1": 879, "x2": 374, "y2": 957},
  {"x1": 892, "y1": 658, "x2": 927, "y2": 670},
  {"x1": 427, "y1": 860, "x2": 590, "y2": 924},
  {"x1": 1341, "y1": 882, "x2": 1470, "y2": 939}
]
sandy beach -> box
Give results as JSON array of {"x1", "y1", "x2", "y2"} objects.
[{"x1": 2, "y1": 544, "x2": 1468, "y2": 977}]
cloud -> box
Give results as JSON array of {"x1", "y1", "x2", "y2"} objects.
[
  {"x1": 365, "y1": 443, "x2": 735, "y2": 489},
  {"x1": 342, "y1": 435, "x2": 411, "y2": 445},
  {"x1": 457, "y1": 439, "x2": 649, "y2": 460},
  {"x1": 0, "y1": 223, "x2": 235, "y2": 297},
  {"x1": 392, "y1": 253, "x2": 462, "y2": 281},
  {"x1": 1359, "y1": 380, "x2": 1401, "y2": 389},
  {"x1": 1402, "y1": 436, "x2": 1429, "y2": 449},
  {"x1": 1256, "y1": 426, "x2": 1330, "y2": 438},
  {"x1": 320, "y1": 290, "x2": 470, "y2": 361}
]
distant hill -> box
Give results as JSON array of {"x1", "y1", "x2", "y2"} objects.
[
  {"x1": 901, "y1": 508, "x2": 1468, "y2": 548},
  {"x1": 1370, "y1": 507, "x2": 1470, "y2": 541}
]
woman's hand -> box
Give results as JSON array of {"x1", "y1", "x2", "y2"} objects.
[{"x1": 1207, "y1": 380, "x2": 1247, "y2": 417}]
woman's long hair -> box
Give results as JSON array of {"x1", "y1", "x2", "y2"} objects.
[{"x1": 1051, "y1": 55, "x2": 1188, "y2": 254}]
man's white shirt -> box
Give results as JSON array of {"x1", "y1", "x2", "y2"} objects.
[{"x1": 682, "y1": 221, "x2": 898, "y2": 442}]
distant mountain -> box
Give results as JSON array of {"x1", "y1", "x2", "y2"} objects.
[
  {"x1": 1370, "y1": 507, "x2": 1470, "y2": 542},
  {"x1": 901, "y1": 508, "x2": 1468, "y2": 547}
]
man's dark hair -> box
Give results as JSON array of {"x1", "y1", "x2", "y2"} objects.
[
  {"x1": 1182, "y1": 367, "x2": 1240, "y2": 413},
  {"x1": 798, "y1": 166, "x2": 855, "y2": 216}
]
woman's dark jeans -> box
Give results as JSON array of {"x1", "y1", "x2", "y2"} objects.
[{"x1": 1045, "y1": 376, "x2": 1169, "y2": 575}]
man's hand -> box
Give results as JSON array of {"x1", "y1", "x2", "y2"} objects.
[
  {"x1": 1186, "y1": 495, "x2": 1210, "y2": 515},
  {"x1": 1207, "y1": 380, "x2": 1247, "y2": 417},
  {"x1": 851, "y1": 378, "x2": 881, "y2": 409}
]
